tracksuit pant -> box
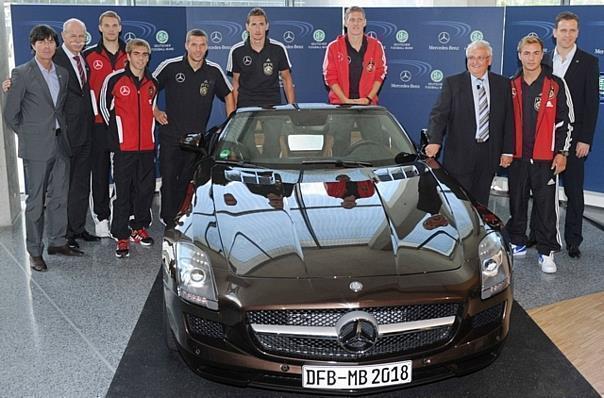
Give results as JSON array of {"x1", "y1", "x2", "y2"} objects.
[
  {"x1": 506, "y1": 159, "x2": 561, "y2": 256},
  {"x1": 111, "y1": 151, "x2": 155, "y2": 240},
  {"x1": 91, "y1": 123, "x2": 112, "y2": 222}
]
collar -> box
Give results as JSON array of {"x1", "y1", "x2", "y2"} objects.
[
  {"x1": 470, "y1": 72, "x2": 488, "y2": 84},
  {"x1": 246, "y1": 36, "x2": 269, "y2": 52},
  {"x1": 553, "y1": 44, "x2": 577, "y2": 63},
  {"x1": 182, "y1": 52, "x2": 206, "y2": 71},
  {"x1": 95, "y1": 37, "x2": 126, "y2": 54},
  {"x1": 61, "y1": 43, "x2": 80, "y2": 59},
  {"x1": 35, "y1": 57, "x2": 56, "y2": 73}
]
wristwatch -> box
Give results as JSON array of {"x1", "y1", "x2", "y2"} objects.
[{"x1": 558, "y1": 150, "x2": 569, "y2": 157}]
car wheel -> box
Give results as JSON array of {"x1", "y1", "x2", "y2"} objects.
[{"x1": 163, "y1": 294, "x2": 178, "y2": 352}]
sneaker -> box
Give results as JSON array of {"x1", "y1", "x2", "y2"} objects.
[
  {"x1": 115, "y1": 239, "x2": 130, "y2": 258},
  {"x1": 511, "y1": 243, "x2": 527, "y2": 257},
  {"x1": 95, "y1": 219, "x2": 112, "y2": 238},
  {"x1": 130, "y1": 228, "x2": 154, "y2": 246},
  {"x1": 538, "y1": 252, "x2": 557, "y2": 273}
]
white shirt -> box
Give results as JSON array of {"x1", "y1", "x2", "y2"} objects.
[
  {"x1": 62, "y1": 43, "x2": 86, "y2": 88},
  {"x1": 471, "y1": 73, "x2": 489, "y2": 139},
  {"x1": 552, "y1": 44, "x2": 577, "y2": 78}
]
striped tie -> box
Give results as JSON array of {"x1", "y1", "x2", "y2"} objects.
[
  {"x1": 477, "y1": 80, "x2": 489, "y2": 142},
  {"x1": 73, "y1": 55, "x2": 86, "y2": 88}
]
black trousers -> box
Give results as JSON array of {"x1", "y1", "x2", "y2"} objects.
[
  {"x1": 111, "y1": 151, "x2": 155, "y2": 240},
  {"x1": 507, "y1": 159, "x2": 561, "y2": 256},
  {"x1": 67, "y1": 140, "x2": 92, "y2": 237},
  {"x1": 91, "y1": 123, "x2": 112, "y2": 221},
  {"x1": 445, "y1": 141, "x2": 493, "y2": 206},
  {"x1": 561, "y1": 147, "x2": 585, "y2": 247},
  {"x1": 159, "y1": 135, "x2": 196, "y2": 225}
]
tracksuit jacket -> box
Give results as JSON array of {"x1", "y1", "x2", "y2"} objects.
[
  {"x1": 84, "y1": 40, "x2": 128, "y2": 124},
  {"x1": 322, "y1": 34, "x2": 387, "y2": 104}
]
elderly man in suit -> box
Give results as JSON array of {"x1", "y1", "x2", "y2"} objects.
[
  {"x1": 425, "y1": 40, "x2": 514, "y2": 206},
  {"x1": 3, "y1": 24, "x2": 82, "y2": 272},
  {"x1": 54, "y1": 18, "x2": 100, "y2": 249}
]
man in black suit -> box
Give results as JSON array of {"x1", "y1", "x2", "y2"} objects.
[
  {"x1": 425, "y1": 40, "x2": 514, "y2": 206},
  {"x1": 544, "y1": 12, "x2": 599, "y2": 259},
  {"x1": 55, "y1": 18, "x2": 101, "y2": 248}
]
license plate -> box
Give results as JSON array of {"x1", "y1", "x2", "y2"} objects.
[{"x1": 302, "y1": 360, "x2": 412, "y2": 390}]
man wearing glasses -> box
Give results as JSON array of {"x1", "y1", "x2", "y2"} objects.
[{"x1": 425, "y1": 40, "x2": 514, "y2": 206}]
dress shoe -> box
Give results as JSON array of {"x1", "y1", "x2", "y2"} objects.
[
  {"x1": 78, "y1": 230, "x2": 101, "y2": 242},
  {"x1": 47, "y1": 244, "x2": 84, "y2": 256},
  {"x1": 568, "y1": 244, "x2": 581, "y2": 259},
  {"x1": 30, "y1": 256, "x2": 48, "y2": 272},
  {"x1": 67, "y1": 237, "x2": 80, "y2": 249}
]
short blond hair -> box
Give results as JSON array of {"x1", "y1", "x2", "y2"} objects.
[
  {"x1": 517, "y1": 35, "x2": 543, "y2": 52},
  {"x1": 99, "y1": 10, "x2": 121, "y2": 26},
  {"x1": 126, "y1": 38, "x2": 150, "y2": 54}
]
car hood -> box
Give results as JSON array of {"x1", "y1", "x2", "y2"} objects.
[{"x1": 189, "y1": 162, "x2": 481, "y2": 279}]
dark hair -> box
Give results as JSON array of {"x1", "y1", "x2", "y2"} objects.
[
  {"x1": 29, "y1": 24, "x2": 58, "y2": 48},
  {"x1": 186, "y1": 29, "x2": 207, "y2": 43},
  {"x1": 246, "y1": 7, "x2": 268, "y2": 25},
  {"x1": 555, "y1": 11, "x2": 579, "y2": 29}
]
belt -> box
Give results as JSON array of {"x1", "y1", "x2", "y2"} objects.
[{"x1": 55, "y1": 128, "x2": 61, "y2": 136}]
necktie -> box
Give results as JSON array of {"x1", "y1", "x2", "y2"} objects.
[
  {"x1": 476, "y1": 79, "x2": 489, "y2": 142},
  {"x1": 73, "y1": 55, "x2": 86, "y2": 87}
]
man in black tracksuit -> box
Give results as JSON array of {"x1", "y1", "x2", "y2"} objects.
[
  {"x1": 153, "y1": 29, "x2": 234, "y2": 229},
  {"x1": 507, "y1": 35, "x2": 573, "y2": 274}
]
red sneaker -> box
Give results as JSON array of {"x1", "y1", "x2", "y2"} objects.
[
  {"x1": 130, "y1": 228, "x2": 154, "y2": 246},
  {"x1": 115, "y1": 239, "x2": 130, "y2": 258}
]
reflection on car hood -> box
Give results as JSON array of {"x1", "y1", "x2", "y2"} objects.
[{"x1": 189, "y1": 162, "x2": 480, "y2": 279}]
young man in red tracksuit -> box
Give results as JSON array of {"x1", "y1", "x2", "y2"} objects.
[
  {"x1": 84, "y1": 10, "x2": 128, "y2": 238},
  {"x1": 507, "y1": 35, "x2": 573, "y2": 274},
  {"x1": 322, "y1": 6, "x2": 387, "y2": 105},
  {"x1": 100, "y1": 38, "x2": 158, "y2": 258}
]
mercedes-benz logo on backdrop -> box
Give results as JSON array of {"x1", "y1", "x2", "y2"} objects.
[
  {"x1": 210, "y1": 31, "x2": 222, "y2": 44},
  {"x1": 124, "y1": 32, "x2": 136, "y2": 42},
  {"x1": 400, "y1": 70, "x2": 412, "y2": 82},
  {"x1": 283, "y1": 31, "x2": 295, "y2": 43},
  {"x1": 367, "y1": 31, "x2": 378, "y2": 40},
  {"x1": 438, "y1": 31, "x2": 450, "y2": 44},
  {"x1": 336, "y1": 311, "x2": 379, "y2": 353}
]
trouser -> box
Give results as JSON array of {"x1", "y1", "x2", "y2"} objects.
[
  {"x1": 562, "y1": 146, "x2": 585, "y2": 247},
  {"x1": 90, "y1": 123, "x2": 112, "y2": 222},
  {"x1": 445, "y1": 141, "x2": 494, "y2": 206},
  {"x1": 67, "y1": 141, "x2": 92, "y2": 237},
  {"x1": 159, "y1": 135, "x2": 197, "y2": 225},
  {"x1": 23, "y1": 143, "x2": 70, "y2": 256},
  {"x1": 506, "y1": 159, "x2": 561, "y2": 256},
  {"x1": 110, "y1": 151, "x2": 155, "y2": 240}
]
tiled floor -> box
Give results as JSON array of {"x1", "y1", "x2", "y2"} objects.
[{"x1": 0, "y1": 195, "x2": 602, "y2": 397}]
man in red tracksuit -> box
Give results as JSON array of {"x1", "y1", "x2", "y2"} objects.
[
  {"x1": 84, "y1": 10, "x2": 128, "y2": 238},
  {"x1": 100, "y1": 38, "x2": 158, "y2": 258},
  {"x1": 507, "y1": 35, "x2": 573, "y2": 274},
  {"x1": 322, "y1": 6, "x2": 387, "y2": 105}
]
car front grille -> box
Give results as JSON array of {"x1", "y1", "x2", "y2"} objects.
[
  {"x1": 248, "y1": 303, "x2": 461, "y2": 361},
  {"x1": 471, "y1": 302, "x2": 505, "y2": 329},
  {"x1": 186, "y1": 314, "x2": 224, "y2": 340}
]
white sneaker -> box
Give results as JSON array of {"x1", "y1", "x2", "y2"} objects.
[
  {"x1": 511, "y1": 243, "x2": 527, "y2": 257},
  {"x1": 95, "y1": 219, "x2": 111, "y2": 238},
  {"x1": 538, "y1": 252, "x2": 557, "y2": 274}
]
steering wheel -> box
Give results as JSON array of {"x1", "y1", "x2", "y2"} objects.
[{"x1": 343, "y1": 140, "x2": 387, "y2": 158}]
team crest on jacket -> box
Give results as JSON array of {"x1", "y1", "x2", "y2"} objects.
[
  {"x1": 366, "y1": 61, "x2": 375, "y2": 72},
  {"x1": 200, "y1": 81, "x2": 210, "y2": 96},
  {"x1": 175, "y1": 73, "x2": 185, "y2": 83},
  {"x1": 263, "y1": 59, "x2": 273, "y2": 76},
  {"x1": 119, "y1": 86, "x2": 131, "y2": 96},
  {"x1": 548, "y1": 87, "x2": 555, "y2": 99},
  {"x1": 534, "y1": 94, "x2": 542, "y2": 111},
  {"x1": 93, "y1": 60, "x2": 103, "y2": 70},
  {"x1": 243, "y1": 56, "x2": 252, "y2": 66}
]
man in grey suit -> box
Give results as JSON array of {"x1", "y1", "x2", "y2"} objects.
[{"x1": 3, "y1": 24, "x2": 83, "y2": 272}]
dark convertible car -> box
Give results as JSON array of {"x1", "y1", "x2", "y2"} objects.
[{"x1": 161, "y1": 104, "x2": 513, "y2": 394}]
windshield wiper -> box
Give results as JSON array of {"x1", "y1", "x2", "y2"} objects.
[
  {"x1": 301, "y1": 159, "x2": 373, "y2": 168},
  {"x1": 214, "y1": 159, "x2": 267, "y2": 169}
]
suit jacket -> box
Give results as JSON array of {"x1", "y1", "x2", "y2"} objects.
[
  {"x1": 53, "y1": 47, "x2": 94, "y2": 148},
  {"x1": 544, "y1": 48, "x2": 599, "y2": 146},
  {"x1": 427, "y1": 71, "x2": 514, "y2": 176},
  {"x1": 3, "y1": 58, "x2": 70, "y2": 160}
]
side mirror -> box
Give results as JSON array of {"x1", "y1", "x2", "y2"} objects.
[
  {"x1": 179, "y1": 132, "x2": 208, "y2": 156},
  {"x1": 420, "y1": 129, "x2": 429, "y2": 152}
]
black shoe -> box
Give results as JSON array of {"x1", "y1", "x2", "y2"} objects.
[
  {"x1": 47, "y1": 244, "x2": 84, "y2": 256},
  {"x1": 526, "y1": 238, "x2": 536, "y2": 248},
  {"x1": 78, "y1": 230, "x2": 101, "y2": 242},
  {"x1": 67, "y1": 238, "x2": 80, "y2": 249},
  {"x1": 30, "y1": 255, "x2": 48, "y2": 272},
  {"x1": 568, "y1": 245, "x2": 581, "y2": 259}
]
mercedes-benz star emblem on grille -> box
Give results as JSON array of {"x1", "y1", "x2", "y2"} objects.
[
  {"x1": 336, "y1": 311, "x2": 379, "y2": 353},
  {"x1": 349, "y1": 281, "x2": 363, "y2": 292}
]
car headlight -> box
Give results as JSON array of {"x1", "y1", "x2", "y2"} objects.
[
  {"x1": 478, "y1": 231, "x2": 511, "y2": 300},
  {"x1": 175, "y1": 241, "x2": 219, "y2": 310}
]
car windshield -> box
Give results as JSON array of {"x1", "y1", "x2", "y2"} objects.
[{"x1": 214, "y1": 108, "x2": 416, "y2": 167}]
